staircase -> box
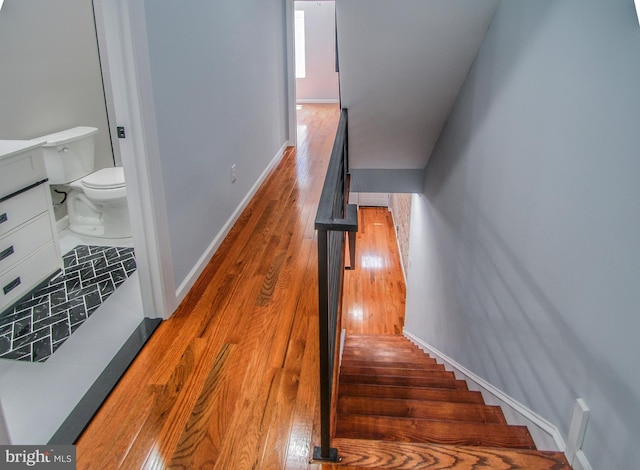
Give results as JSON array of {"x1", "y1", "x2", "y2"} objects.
[{"x1": 333, "y1": 334, "x2": 571, "y2": 469}]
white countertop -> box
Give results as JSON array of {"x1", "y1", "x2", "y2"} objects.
[{"x1": 0, "y1": 140, "x2": 46, "y2": 161}]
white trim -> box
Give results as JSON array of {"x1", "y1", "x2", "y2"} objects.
[
  {"x1": 286, "y1": 0, "x2": 298, "y2": 146},
  {"x1": 97, "y1": 0, "x2": 176, "y2": 319},
  {"x1": 404, "y1": 329, "x2": 566, "y2": 452},
  {"x1": 389, "y1": 204, "x2": 407, "y2": 283},
  {"x1": 356, "y1": 192, "x2": 390, "y2": 208},
  {"x1": 339, "y1": 328, "x2": 347, "y2": 367},
  {"x1": 127, "y1": 0, "x2": 177, "y2": 317},
  {"x1": 175, "y1": 143, "x2": 289, "y2": 301},
  {"x1": 296, "y1": 99, "x2": 340, "y2": 104},
  {"x1": 572, "y1": 450, "x2": 594, "y2": 470},
  {"x1": 566, "y1": 399, "x2": 590, "y2": 465},
  {"x1": 56, "y1": 214, "x2": 70, "y2": 233}
]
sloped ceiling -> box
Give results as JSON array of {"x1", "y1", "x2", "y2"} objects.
[{"x1": 336, "y1": 0, "x2": 499, "y2": 192}]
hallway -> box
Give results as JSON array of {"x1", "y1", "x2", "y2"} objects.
[{"x1": 76, "y1": 104, "x2": 407, "y2": 469}]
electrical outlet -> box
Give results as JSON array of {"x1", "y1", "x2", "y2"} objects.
[{"x1": 231, "y1": 164, "x2": 237, "y2": 183}]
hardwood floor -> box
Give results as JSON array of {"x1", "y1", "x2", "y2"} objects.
[
  {"x1": 342, "y1": 208, "x2": 406, "y2": 335},
  {"x1": 76, "y1": 104, "x2": 407, "y2": 469}
]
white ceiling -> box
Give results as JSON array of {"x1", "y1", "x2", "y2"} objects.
[{"x1": 337, "y1": 0, "x2": 499, "y2": 174}]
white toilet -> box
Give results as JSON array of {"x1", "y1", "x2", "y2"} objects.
[{"x1": 39, "y1": 126, "x2": 132, "y2": 238}]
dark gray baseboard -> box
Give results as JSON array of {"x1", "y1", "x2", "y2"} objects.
[{"x1": 48, "y1": 317, "x2": 161, "y2": 444}]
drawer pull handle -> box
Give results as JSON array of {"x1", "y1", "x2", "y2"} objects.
[
  {"x1": 0, "y1": 245, "x2": 14, "y2": 262},
  {"x1": 0, "y1": 213, "x2": 7, "y2": 224},
  {"x1": 3, "y1": 276, "x2": 21, "y2": 295}
]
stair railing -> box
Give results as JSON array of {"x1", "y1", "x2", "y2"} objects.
[{"x1": 313, "y1": 108, "x2": 358, "y2": 462}]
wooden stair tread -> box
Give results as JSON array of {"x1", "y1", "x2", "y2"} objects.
[
  {"x1": 331, "y1": 438, "x2": 571, "y2": 469},
  {"x1": 340, "y1": 373, "x2": 468, "y2": 389},
  {"x1": 346, "y1": 333, "x2": 410, "y2": 338},
  {"x1": 343, "y1": 343, "x2": 428, "y2": 352},
  {"x1": 335, "y1": 415, "x2": 536, "y2": 449},
  {"x1": 342, "y1": 350, "x2": 435, "y2": 359},
  {"x1": 339, "y1": 383, "x2": 486, "y2": 404},
  {"x1": 341, "y1": 354, "x2": 438, "y2": 365},
  {"x1": 345, "y1": 334, "x2": 416, "y2": 342},
  {"x1": 345, "y1": 342, "x2": 420, "y2": 347},
  {"x1": 345, "y1": 338, "x2": 420, "y2": 346},
  {"x1": 339, "y1": 365, "x2": 451, "y2": 377},
  {"x1": 341, "y1": 359, "x2": 442, "y2": 370},
  {"x1": 338, "y1": 396, "x2": 506, "y2": 424},
  {"x1": 344, "y1": 336, "x2": 425, "y2": 351}
]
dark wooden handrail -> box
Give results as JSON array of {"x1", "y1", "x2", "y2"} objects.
[{"x1": 313, "y1": 108, "x2": 357, "y2": 462}]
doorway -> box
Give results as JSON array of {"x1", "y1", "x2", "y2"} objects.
[
  {"x1": 294, "y1": 1, "x2": 339, "y2": 105},
  {"x1": 0, "y1": 0, "x2": 149, "y2": 445}
]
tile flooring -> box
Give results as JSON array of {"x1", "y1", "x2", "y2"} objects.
[
  {"x1": 0, "y1": 245, "x2": 137, "y2": 362},
  {"x1": 0, "y1": 229, "x2": 145, "y2": 445}
]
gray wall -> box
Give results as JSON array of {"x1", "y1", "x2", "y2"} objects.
[
  {"x1": 295, "y1": 1, "x2": 339, "y2": 102},
  {"x1": 336, "y1": 0, "x2": 498, "y2": 173},
  {"x1": 0, "y1": 0, "x2": 113, "y2": 171},
  {"x1": 142, "y1": 0, "x2": 289, "y2": 288},
  {"x1": 405, "y1": 1, "x2": 640, "y2": 467}
]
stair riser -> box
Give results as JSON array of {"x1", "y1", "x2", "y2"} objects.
[
  {"x1": 339, "y1": 384, "x2": 485, "y2": 404},
  {"x1": 344, "y1": 343, "x2": 425, "y2": 354},
  {"x1": 339, "y1": 366, "x2": 451, "y2": 378},
  {"x1": 341, "y1": 359, "x2": 442, "y2": 370},
  {"x1": 335, "y1": 416, "x2": 536, "y2": 449},
  {"x1": 340, "y1": 374, "x2": 468, "y2": 389},
  {"x1": 341, "y1": 354, "x2": 438, "y2": 365},
  {"x1": 338, "y1": 396, "x2": 507, "y2": 424}
]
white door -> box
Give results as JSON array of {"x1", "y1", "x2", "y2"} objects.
[{"x1": 355, "y1": 192, "x2": 390, "y2": 207}]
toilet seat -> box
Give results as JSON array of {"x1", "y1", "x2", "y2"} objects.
[
  {"x1": 68, "y1": 167, "x2": 127, "y2": 202},
  {"x1": 81, "y1": 167, "x2": 125, "y2": 190}
]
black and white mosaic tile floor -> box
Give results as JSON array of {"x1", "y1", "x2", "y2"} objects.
[{"x1": 0, "y1": 245, "x2": 136, "y2": 362}]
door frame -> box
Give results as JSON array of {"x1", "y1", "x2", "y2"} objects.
[
  {"x1": 286, "y1": 0, "x2": 298, "y2": 146},
  {"x1": 94, "y1": 0, "x2": 176, "y2": 319}
]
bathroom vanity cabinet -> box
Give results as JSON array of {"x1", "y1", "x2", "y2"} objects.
[{"x1": 0, "y1": 141, "x2": 61, "y2": 314}]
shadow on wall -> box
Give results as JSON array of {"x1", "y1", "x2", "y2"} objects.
[
  {"x1": 414, "y1": 1, "x2": 640, "y2": 468},
  {"x1": 419, "y1": 161, "x2": 640, "y2": 468}
]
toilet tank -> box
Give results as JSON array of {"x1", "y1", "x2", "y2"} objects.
[{"x1": 39, "y1": 126, "x2": 99, "y2": 184}]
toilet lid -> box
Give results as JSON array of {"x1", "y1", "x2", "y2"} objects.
[{"x1": 82, "y1": 167, "x2": 126, "y2": 190}]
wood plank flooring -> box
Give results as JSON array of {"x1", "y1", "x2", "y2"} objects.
[
  {"x1": 76, "y1": 104, "x2": 408, "y2": 469},
  {"x1": 342, "y1": 208, "x2": 406, "y2": 335}
]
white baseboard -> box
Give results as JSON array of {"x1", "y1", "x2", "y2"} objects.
[
  {"x1": 566, "y1": 399, "x2": 589, "y2": 464},
  {"x1": 403, "y1": 329, "x2": 566, "y2": 452},
  {"x1": 56, "y1": 215, "x2": 70, "y2": 233},
  {"x1": 175, "y1": 142, "x2": 290, "y2": 301},
  {"x1": 572, "y1": 450, "x2": 593, "y2": 470},
  {"x1": 296, "y1": 99, "x2": 340, "y2": 104},
  {"x1": 389, "y1": 206, "x2": 407, "y2": 283}
]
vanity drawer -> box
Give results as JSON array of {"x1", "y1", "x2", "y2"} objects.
[
  {"x1": 0, "y1": 183, "x2": 50, "y2": 237},
  {"x1": 0, "y1": 242, "x2": 60, "y2": 313},
  {"x1": 0, "y1": 213, "x2": 55, "y2": 276},
  {"x1": 0, "y1": 146, "x2": 47, "y2": 199}
]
